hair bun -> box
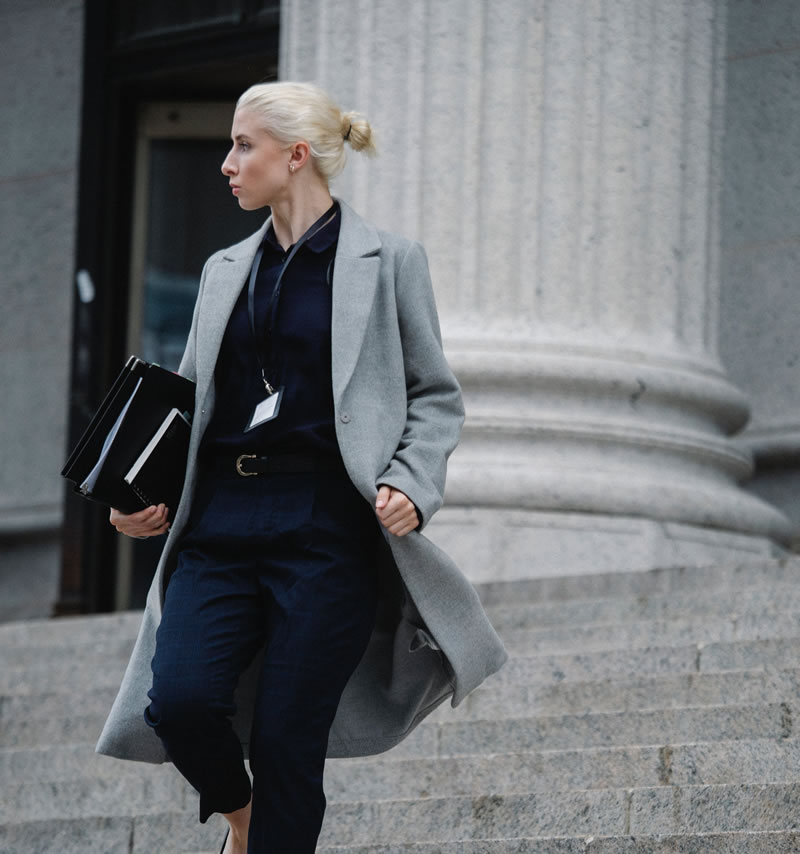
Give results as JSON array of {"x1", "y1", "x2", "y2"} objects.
[{"x1": 341, "y1": 111, "x2": 377, "y2": 156}]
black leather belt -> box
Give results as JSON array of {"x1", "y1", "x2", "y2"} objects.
[{"x1": 206, "y1": 453, "x2": 347, "y2": 477}]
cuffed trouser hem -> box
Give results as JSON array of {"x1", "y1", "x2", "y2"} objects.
[
  {"x1": 199, "y1": 785, "x2": 251, "y2": 824},
  {"x1": 143, "y1": 706, "x2": 252, "y2": 825}
]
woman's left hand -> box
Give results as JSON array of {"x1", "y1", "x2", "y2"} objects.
[{"x1": 375, "y1": 485, "x2": 420, "y2": 537}]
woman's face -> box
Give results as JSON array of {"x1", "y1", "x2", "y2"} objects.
[{"x1": 221, "y1": 108, "x2": 290, "y2": 210}]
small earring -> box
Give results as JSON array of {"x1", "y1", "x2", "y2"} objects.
[{"x1": 289, "y1": 163, "x2": 295, "y2": 173}]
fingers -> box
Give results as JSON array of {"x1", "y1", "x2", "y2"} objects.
[
  {"x1": 375, "y1": 487, "x2": 419, "y2": 537},
  {"x1": 109, "y1": 504, "x2": 170, "y2": 538}
]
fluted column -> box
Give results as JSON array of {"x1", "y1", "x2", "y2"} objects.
[{"x1": 281, "y1": 0, "x2": 791, "y2": 580}]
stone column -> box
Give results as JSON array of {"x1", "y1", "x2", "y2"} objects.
[{"x1": 281, "y1": 0, "x2": 792, "y2": 581}]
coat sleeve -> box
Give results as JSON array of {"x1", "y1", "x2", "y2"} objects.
[
  {"x1": 377, "y1": 241, "x2": 465, "y2": 529},
  {"x1": 177, "y1": 256, "x2": 216, "y2": 382}
]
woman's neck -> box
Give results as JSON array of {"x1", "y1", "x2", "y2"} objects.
[{"x1": 270, "y1": 185, "x2": 334, "y2": 250}]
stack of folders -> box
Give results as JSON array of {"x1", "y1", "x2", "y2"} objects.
[{"x1": 62, "y1": 356, "x2": 196, "y2": 519}]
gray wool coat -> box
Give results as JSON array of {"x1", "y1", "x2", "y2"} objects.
[{"x1": 95, "y1": 199, "x2": 508, "y2": 763}]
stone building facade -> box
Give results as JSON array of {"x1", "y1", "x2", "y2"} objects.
[
  {"x1": 0, "y1": 0, "x2": 797, "y2": 616},
  {"x1": 0, "y1": 0, "x2": 84, "y2": 619}
]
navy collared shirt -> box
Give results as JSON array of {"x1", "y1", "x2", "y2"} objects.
[{"x1": 201, "y1": 202, "x2": 342, "y2": 460}]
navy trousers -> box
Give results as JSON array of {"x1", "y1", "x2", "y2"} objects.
[{"x1": 144, "y1": 467, "x2": 380, "y2": 853}]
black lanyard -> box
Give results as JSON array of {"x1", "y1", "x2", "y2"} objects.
[{"x1": 247, "y1": 207, "x2": 338, "y2": 394}]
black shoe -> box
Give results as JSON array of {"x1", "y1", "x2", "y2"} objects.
[{"x1": 219, "y1": 828, "x2": 230, "y2": 854}]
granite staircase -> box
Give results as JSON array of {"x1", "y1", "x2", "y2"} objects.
[{"x1": 3, "y1": 557, "x2": 800, "y2": 852}]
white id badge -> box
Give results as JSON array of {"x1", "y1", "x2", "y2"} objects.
[{"x1": 245, "y1": 387, "x2": 284, "y2": 432}]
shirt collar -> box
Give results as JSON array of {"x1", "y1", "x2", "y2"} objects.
[{"x1": 263, "y1": 201, "x2": 340, "y2": 255}]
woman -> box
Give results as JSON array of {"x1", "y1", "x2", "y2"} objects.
[{"x1": 99, "y1": 82, "x2": 506, "y2": 854}]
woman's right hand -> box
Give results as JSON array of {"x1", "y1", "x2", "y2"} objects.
[{"x1": 109, "y1": 504, "x2": 170, "y2": 538}]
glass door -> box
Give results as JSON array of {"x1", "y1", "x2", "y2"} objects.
[{"x1": 118, "y1": 102, "x2": 263, "y2": 609}]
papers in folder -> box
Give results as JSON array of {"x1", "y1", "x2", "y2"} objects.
[
  {"x1": 124, "y1": 408, "x2": 192, "y2": 510},
  {"x1": 62, "y1": 356, "x2": 196, "y2": 518}
]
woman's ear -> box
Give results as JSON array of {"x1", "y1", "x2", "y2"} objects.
[{"x1": 289, "y1": 141, "x2": 311, "y2": 172}]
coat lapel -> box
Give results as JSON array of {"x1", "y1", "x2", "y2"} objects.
[
  {"x1": 194, "y1": 222, "x2": 269, "y2": 399},
  {"x1": 331, "y1": 200, "x2": 382, "y2": 404},
  {"x1": 194, "y1": 199, "x2": 382, "y2": 409}
]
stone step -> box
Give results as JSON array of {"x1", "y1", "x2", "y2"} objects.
[
  {"x1": 7, "y1": 659, "x2": 800, "y2": 734},
  {"x1": 315, "y1": 781, "x2": 800, "y2": 845},
  {"x1": 0, "y1": 610, "x2": 142, "y2": 648},
  {"x1": 492, "y1": 635, "x2": 800, "y2": 685},
  {"x1": 6, "y1": 734, "x2": 800, "y2": 805},
  {"x1": 700, "y1": 636, "x2": 800, "y2": 671},
  {"x1": 626, "y1": 781, "x2": 800, "y2": 835},
  {"x1": 485, "y1": 583, "x2": 800, "y2": 632},
  {"x1": 7, "y1": 791, "x2": 800, "y2": 853},
  {"x1": 37, "y1": 686, "x2": 800, "y2": 756},
  {"x1": 5, "y1": 649, "x2": 798, "y2": 751},
  {"x1": 0, "y1": 815, "x2": 137, "y2": 854},
  {"x1": 0, "y1": 712, "x2": 107, "y2": 749},
  {"x1": 0, "y1": 614, "x2": 800, "y2": 697},
  {"x1": 5, "y1": 638, "x2": 698, "y2": 696},
  {"x1": 0, "y1": 655, "x2": 131, "y2": 696},
  {"x1": 2, "y1": 559, "x2": 798, "y2": 652},
  {"x1": 0, "y1": 813, "x2": 226, "y2": 854},
  {"x1": 2, "y1": 697, "x2": 792, "y2": 775},
  {"x1": 374, "y1": 703, "x2": 792, "y2": 761},
  {"x1": 0, "y1": 704, "x2": 798, "y2": 809},
  {"x1": 2, "y1": 583, "x2": 799, "y2": 669},
  {"x1": 2, "y1": 567, "x2": 798, "y2": 671},
  {"x1": 457, "y1": 666, "x2": 800, "y2": 721},
  {"x1": 0, "y1": 685, "x2": 119, "y2": 722},
  {"x1": 5, "y1": 633, "x2": 800, "y2": 710},
  {"x1": 5, "y1": 598, "x2": 800, "y2": 683},
  {"x1": 6, "y1": 819, "x2": 799, "y2": 854},
  {"x1": 0, "y1": 763, "x2": 191, "y2": 823},
  {"x1": 4, "y1": 665, "x2": 797, "y2": 744},
  {"x1": 2, "y1": 571, "x2": 798, "y2": 654},
  {"x1": 498, "y1": 644, "x2": 682, "y2": 690},
  {"x1": 3, "y1": 636, "x2": 136, "y2": 669},
  {"x1": 473, "y1": 558, "x2": 800, "y2": 607},
  {"x1": 500, "y1": 610, "x2": 800, "y2": 656},
  {"x1": 0, "y1": 743, "x2": 169, "y2": 783},
  {"x1": 325, "y1": 737, "x2": 800, "y2": 801},
  {"x1": 316, "y1": 830, "x2": 800, "y2": 853}
]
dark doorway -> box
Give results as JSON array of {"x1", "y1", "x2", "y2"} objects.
[{"x1": 59, "y1": 0, "x2": 280, "y2": 614}]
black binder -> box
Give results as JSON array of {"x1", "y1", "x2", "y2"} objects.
[{"x1": 61, "y1": 356, "x2": 196, "y2": 517}]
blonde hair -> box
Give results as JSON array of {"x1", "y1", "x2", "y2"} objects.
[{"x1": 236, "y1": 81, "x2": 376, "y2": 182}]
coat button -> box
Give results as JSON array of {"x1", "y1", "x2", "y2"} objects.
[{"x1": 340, "y1": 413, "x2": 351, "y2": 423}]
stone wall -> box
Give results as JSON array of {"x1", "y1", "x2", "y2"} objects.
[
  {"x1": 0, "y1": 0, "x2": 84, "y2": 616},
  {"x1": 720, "y1": 0, "x2": 800, "y2": 540}
]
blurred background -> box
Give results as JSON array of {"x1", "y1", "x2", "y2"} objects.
[{"x1": 1, "y1": 0, "x2": 799, "y2": 621}]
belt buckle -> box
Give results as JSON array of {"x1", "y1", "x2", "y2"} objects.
[{"x1": 235, "y1": 454, "x2": 258, "y2": 477}]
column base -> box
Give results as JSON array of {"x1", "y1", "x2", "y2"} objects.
[
  {"x1": 425, "y1": 506, "x2": 787, "y2": 584},
  {"x1": 738, "y1": 423, "x2": 800, "y2": 549},
  {"x1": 442, "y1": 340, "x2": 794, "y2": 546}
]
